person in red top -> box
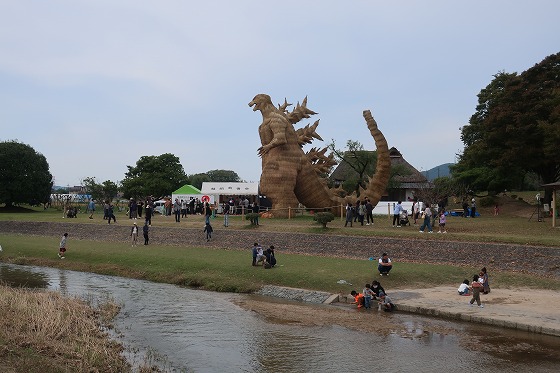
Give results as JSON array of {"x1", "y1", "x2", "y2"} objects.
[{"x1": 350, "y1": 290, "x2": 365, "y2": 309}]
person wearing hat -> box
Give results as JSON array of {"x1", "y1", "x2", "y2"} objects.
[
  {"x1": 130, "y1": 221, "x2": 139, "y2": 247},
  {"x1": 378, "y1": 292, "x2": 395, "y2": 312},
  {"x1": 378, "y1": 253, "x2": 393, "y2": 276}
]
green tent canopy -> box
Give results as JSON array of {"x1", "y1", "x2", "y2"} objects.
[{"x1": 172, "y1": 185, "x2": 201, "y2": 195}]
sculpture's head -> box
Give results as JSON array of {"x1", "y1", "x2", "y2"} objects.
[{"x1": 248, "y1": 94, "x2": 273, "y2": 112}]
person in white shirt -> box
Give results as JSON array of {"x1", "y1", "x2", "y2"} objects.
[{"x1": 458, "y1": 279, "x2": 470, "y2": 295}]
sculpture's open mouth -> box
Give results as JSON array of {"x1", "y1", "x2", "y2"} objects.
[{"x1": 248, "y1": 100, "x2": 257, "y2": 111}]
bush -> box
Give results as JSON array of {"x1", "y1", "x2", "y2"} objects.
[
  {"x1": 245, "y1": 213, "x2": 260, "y2": 225},
  {"x1": 313, "y1": 212, "x2": 335, "y2": 228},
  {"x1": 479, "y1": 196, "x2": 496, "y2": 207}
]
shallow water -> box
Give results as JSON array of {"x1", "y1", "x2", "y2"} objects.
[{"x1": 1, "y1": 263, "x2": 560, "y2": 372}]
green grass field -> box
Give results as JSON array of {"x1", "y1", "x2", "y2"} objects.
[{"x1": 2, "y1": 233, "x2": 559, "y2": 294}]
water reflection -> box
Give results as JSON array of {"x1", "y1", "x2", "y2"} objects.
[{"x1": 1, "y1": 263, "x2": 559, "y2": 373}]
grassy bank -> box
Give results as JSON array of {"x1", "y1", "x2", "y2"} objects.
[
  {"x1": 2, "y1": 234, "x2": 559, "y2": 294},
  {"x1": 0, "y1": 285, "x2": 130, "y2": 372}
]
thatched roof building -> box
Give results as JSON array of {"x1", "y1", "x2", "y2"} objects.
[{"x1": 330, "y1": 147, "x2": 430, "y2": 201}]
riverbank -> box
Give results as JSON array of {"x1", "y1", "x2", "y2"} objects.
[
  {"x1": 0, "y1": 285, "x2": 131, "y2": 372},
  {"x1": 2, "y1": 220, "x2": 560, "y2": 339},
  {"x1": 254, "y1": 285, "x2": 560, "y2": 337}
]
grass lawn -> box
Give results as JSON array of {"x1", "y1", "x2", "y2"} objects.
[{"x1": 2, "y1": 233, "x2": 560, "y2": 294}]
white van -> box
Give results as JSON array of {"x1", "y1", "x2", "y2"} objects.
[{"x1": 153, "y1": 200, "x2": 167, "y2": 215}]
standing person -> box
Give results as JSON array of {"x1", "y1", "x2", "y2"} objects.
[
  {"x1": 469, "y1": 274, "x2": 484, "y2": 308},
  {"x1": 173, "y1": 198, "x2": 181, "y2": 222},
  {"x1": 353, "y1": 200, "x2": 360, "y2": 222},
  {"x1": 252, "y1": 202, "x2": 260, "y2": 225},
  {"x1": 137, "y1": 201, "x2": 143, "y2": 218},
  {"x1": 204, "y1": 222, "x2": 213, "y2": 242},
  {"x1": 462, "y1": 199, "x2": 469, "y2": 218},
  {"x1": 204, "y1": 202, "x2": 212, "y2": 224},
  {"x1": 378, "y1": 253, "x2": 393, "y2": 276},
  {"x1": 365, "y1": 198, "x2": 374, "y2": 226},
  {"x1": 88, "y1": 199, "x2": 95, "y2": 219},
  {"x1": 130, "y1": 222, "x2": 138, "y2": 247},
  {"x1": 358, "y1": 200, "x2": 366, "y2": 226},
  {"x1": 419, "y1": 205, "x2": 433, "y2": 233},
  {"x1": 344, "y1": 202, "x2": 353, "y2": 227},
  {"x1": 143, "y1": 222, "x2": 149, "y2": 245},
  {"x1": 412, "y1": 199, "x2": 419, "y2": 225},
  {"x1": 58, "y1": 233, "x2": 68, "y2": 259},
  {"x1": 103, "y1": 201, "x2": 109, "y2": 220},
  {"x1": 144, "y1": 203, "x2": 152, "y2": 226},
  {"x1": 471, "y1": 198, "x2": 477, "y2": 218},
  {"x1": 494, "y1": 204, "x2": 500, "y2": 216},
  {"x1": 181, "y1": 199, "x2": 187, "y2": 218},
  {"x1": 223, "y1": 202, "x2": 230, "y2": 227},
  {"x1": 129, "y1": 199, "x2": 138, "y2": 219},
  {"x1": 363, "y1": 284, "x2": 375, "y2": 309},
  {"x1": 480, "y1": 267, "x2": 491, "y2": 294},
  {"x1": 437, "y1": 209, "x2": 447, "y2": 233},
  {"x1": 107, "y1": 204, "x2": 116, "y2": 224},
  {"x1": 392, "y1": 201, "x2": 403, "y2": 227}
]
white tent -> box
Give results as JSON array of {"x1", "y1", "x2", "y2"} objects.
[{"x1": 201, "y1": 182, "x2": 259, "y2": 200}]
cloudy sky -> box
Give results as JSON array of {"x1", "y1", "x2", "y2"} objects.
[{"x1": 1, "y1": 1, "x2": 559, "y2": 187}]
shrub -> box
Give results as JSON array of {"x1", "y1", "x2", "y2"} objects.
[
  {"x1": 313, "y1": 212, "x2": 335, "y2": 228},
  {"x1": 479, "y1": 196, "x2": 496, "y2": 207},
  {"x1": 245, "y1": 213, "x2": 260, "y2": 225}
]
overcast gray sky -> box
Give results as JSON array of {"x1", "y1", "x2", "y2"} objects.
[{"x1": 1, "y1": 1, "x2": 559, "y2": 187}]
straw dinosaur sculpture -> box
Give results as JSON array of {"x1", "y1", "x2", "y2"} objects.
[{"x1": 249, "y1": 94, "x2": 391, "y2": 218}]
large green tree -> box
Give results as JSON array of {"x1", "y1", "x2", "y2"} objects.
[
  {"x1": 82, "y1": 177, "x2": 119, "y2": 202},
  {"x1": 329, "y1": 140, "x2": 377, "y2": 195},
  {"x1": 120, "y1": 154, "x2": 188, "y2": 199},
  {"x1": 453, "y1": 52, "x2": 560, "y2": 199},
  {"x1": 0, "y1": 141, "x2": 53, "y2": 207}
]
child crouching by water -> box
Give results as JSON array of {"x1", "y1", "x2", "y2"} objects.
[
  {"x1": 378, "y1": 292, "x2": 395, "y2": 312},
  {"x1": 350, "y1": 290, "x2": 364, "y2": 309}
]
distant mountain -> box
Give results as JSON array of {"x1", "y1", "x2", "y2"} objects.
[{"x1": 422, "y1": 163, "x2": 453, "y2": 181}]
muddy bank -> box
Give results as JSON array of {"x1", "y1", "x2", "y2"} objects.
[{"x1": 1, "y1": 220, "x2": 559, "y2": 278}]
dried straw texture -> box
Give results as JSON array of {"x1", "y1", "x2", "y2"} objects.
[
  {"x1": 0, "y1": 285, "x2": 129, "y2": 372},
  {"x1": 250, "y1": 94, "x2": 390, "y2": 217}
]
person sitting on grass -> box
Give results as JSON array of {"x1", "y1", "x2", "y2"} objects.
[
  {"x1": 255, "y1": 245, "x2": 265, "y2": 266},
  {"x1": 264, "y1": 246, "x2": 276, "y2": 268},
  {"x1": 350, "y1": 290, "x2": 365, "y2": 309},
  {"x1": 458, "y1": 279, "x2": 470, "y2": 296},
  {"x1": 378, "y1": 292, "x2": 395, "y2": 312}
]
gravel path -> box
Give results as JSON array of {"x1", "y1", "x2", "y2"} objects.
[{"x1": 1, "y1": 220, "x2": 559, "y2": 279}]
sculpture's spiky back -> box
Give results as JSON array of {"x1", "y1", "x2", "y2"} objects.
[{"x1": 251, "y1": 94, "x2": 391, "y2": 217}]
